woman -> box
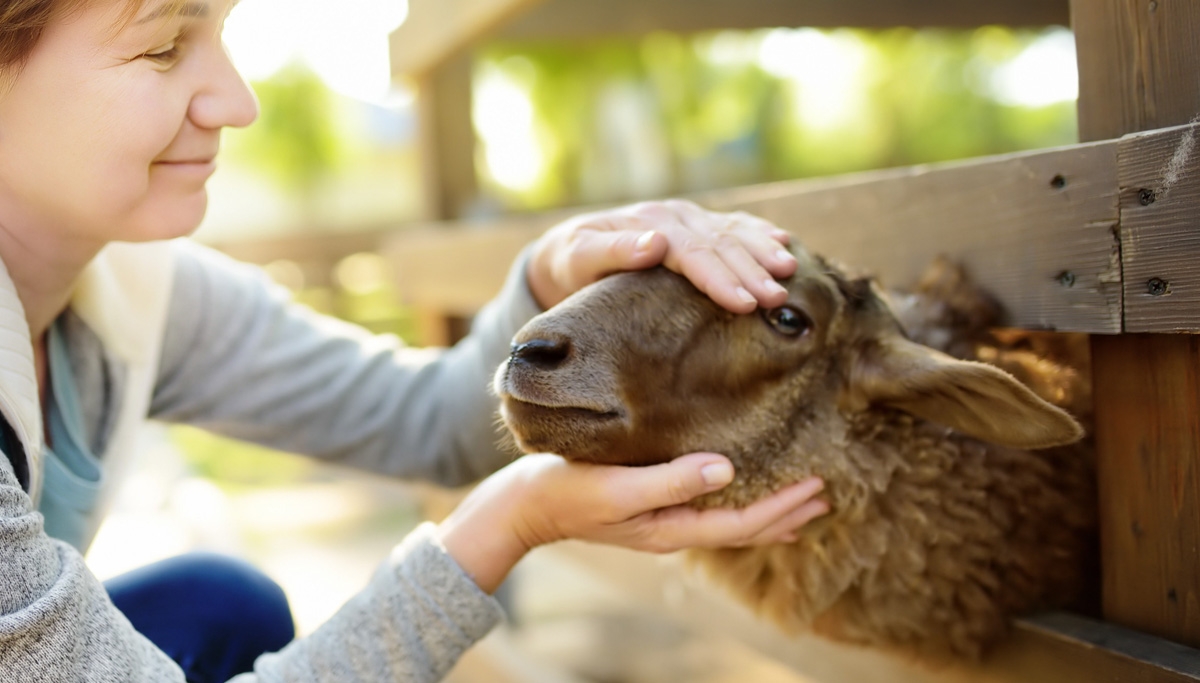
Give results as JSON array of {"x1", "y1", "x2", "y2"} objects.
[{"x1": 0, "y1": 0, "x2": 829, "y2": 681}]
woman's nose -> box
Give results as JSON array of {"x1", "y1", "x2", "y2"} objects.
[{"x1": 189, "y1": 42, "x2": 259, "y2": 130}]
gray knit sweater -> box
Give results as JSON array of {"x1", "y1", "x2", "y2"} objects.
[{"x1": 0, "y1": 241, "x2": 542, "y2": 682}]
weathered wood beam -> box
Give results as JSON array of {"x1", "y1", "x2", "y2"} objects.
[
  {"x1": 545, "y1": 542, "x2": 1200, "y2": 683},
  {"x1": 498, "y1": 0, "x2": 1070, "y2": 42},
  {"x1": 720, "y1": 142, "x2": 1122, "y2": 334},
  {"x1": 390, "y1": 0, "x2": 1071, "y2": 79},
  {"x1": 1116, "y1": 124, "x2": 1200, "y2": 332},
  {"x1": 1073, "y1": 0, "x2": 1200, "y2": 653},
  {"x1": 389, "y1": 0, "x2": 547, "y2": 77},
  {"x1": 383, "y1": 131, "x2": 1170, "y2": 333}
]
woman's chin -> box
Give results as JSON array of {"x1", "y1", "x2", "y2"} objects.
[{"x1": 125, "y1": 194, "x2": 209, "y2": 241}]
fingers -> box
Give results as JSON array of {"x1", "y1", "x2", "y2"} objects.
[
  {"x1": 683, "y1": 232, "x2": 790, "y2": 312},
  {"x1": 658, "y1": 204, "x2": 796, "y2": 313},
  {"x1": 694, "y1": 477, "x2": 827, "y2": 547},
  {"x1": 745, "y1": 497, "x2": 830, "y2": 545},
  {"x1": 529, "y1": 200, "x2": 797, "y2": 312},
  {"x1": 622, "y1": 476, "x2": 828, "y2": 553},
  {"x1": 603, "y1": 453, "x2": 736, "y2": 515},
  {"x1": 564, "y1": 225, "x2": 669, "y2": 286}
]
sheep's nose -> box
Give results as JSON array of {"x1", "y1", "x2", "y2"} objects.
[{"x1": 511, "y1": 338, "x2": 571, "y2": 370}]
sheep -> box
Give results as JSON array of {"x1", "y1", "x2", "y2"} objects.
[{"x1": 492, "y1": 244, "x2": 1096, "y2": 662}]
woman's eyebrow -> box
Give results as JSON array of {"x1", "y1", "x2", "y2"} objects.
[{"x1": 136, "y1": 1, "x2": 209, "y2": 24}]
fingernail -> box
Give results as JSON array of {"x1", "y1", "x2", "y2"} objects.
[
  {"x1": 635, "y1": 231, "x2": 656, "y2": 254},
  {"x1": 764, "y1": 279, "x2": 787, "y2": 296},
  {"x1": 701, "y1": 462, "x2": 734, "y2": 487},
  {"x1": 735, "y1": 287, "x2": 756, "y2": 305},
  {"x1": 776, "y1": 249, "x2": 796, "y2": 262}
]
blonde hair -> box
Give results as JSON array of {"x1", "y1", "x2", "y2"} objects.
[{"x1": 0, "y1": 0, "x2": 189, "y2": 70}]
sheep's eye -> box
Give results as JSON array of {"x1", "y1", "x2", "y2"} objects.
[{"x1": 764, "y1": 306, "x2": 811, "y2": 337}]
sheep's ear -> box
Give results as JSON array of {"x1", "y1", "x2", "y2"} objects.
[{"x1": 846, "y1": 337, "x2": 1084, "y2": 449}]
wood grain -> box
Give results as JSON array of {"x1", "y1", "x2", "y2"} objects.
[
  {"x1": 1072, "y1": 0, "x2": 1200, "y2": 144},
  {"x1": 1091, "y1": 335, "x2": 1200, "y2": 648},
  {"x1": 1072, "y1": 0, "x2": 1200, "y2": 653},
  {"x1": 1116, "y1": 123, "x2": 1200, "y2": 332},
  {"x1": 499, "y1": 0, "x2": 1069, "y2": 41},
  {"x1": 708, "y1": 144, "x2": 1122, "y2": 334}
]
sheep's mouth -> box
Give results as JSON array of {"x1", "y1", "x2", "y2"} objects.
[{"x1": 502, "y1": 397, "x2": 624, "y2": 423}]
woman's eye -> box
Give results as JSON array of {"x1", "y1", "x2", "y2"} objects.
[
  {"x1": 142, "y1": 40, "x2": 182, "y2": 63},
  {"x1": 764, "y1": 306, "x2": 812, "y2": 337}
]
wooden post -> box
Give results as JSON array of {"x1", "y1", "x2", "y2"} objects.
[
  {"x1": 414, "y1": 52, "x2": 479, "y2": 345},
  {"x1": 1071, "y1": 0, "x2": 1200, "y2": 648},
  {"x1": 416, "y1": 52, "x2": 478, "y2": 221}
]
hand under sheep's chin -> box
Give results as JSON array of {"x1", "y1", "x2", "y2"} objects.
[{"x1": 493, "y1": 245, "x2": 1095, "y2": 664}]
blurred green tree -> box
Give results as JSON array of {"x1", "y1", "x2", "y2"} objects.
[{"x1": 475, "y1": 27, "x2": 1078, "y2": 211}]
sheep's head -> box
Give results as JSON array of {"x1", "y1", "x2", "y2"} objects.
[{"x1": 494, "y1": 245, "x2": 1083, "y2": 507}]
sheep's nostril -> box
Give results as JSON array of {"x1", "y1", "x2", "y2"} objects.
[{"x1": 511, "y1": 338, "x2": 571, "y2": 370}]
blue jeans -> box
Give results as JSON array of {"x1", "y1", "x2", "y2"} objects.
[{"x1": 105, "y1": 553, "x2": 295, "y2": 683}]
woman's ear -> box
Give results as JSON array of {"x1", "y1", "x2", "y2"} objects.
[{"x1": 844, "y1": 336, "x2": 1084, "y2": 449}]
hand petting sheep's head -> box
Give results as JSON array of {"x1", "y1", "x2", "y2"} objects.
[{"x1": 494, "y1": 245, "x2": 1082, "y2": 507}]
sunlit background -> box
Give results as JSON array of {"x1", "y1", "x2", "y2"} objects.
[
  {"x1": 87, "y1": 0, "x2": 1083, "y2": 666},
  {"x1": 194, "y1": 1, "x2": 1079, "y2": 241}
]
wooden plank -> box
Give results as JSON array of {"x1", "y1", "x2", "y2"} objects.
[
  {"x1": 716, "y1": 143, "x2": 1121, "y2": 334},
  {"x1": 1116, "y1": 123, "x2": 1200, "y2": 332},
  {"x1": 206, "y1": 230, "x2": 393, "y2": 289},
  {"x1": 1072, "y1": 0, "x2": 1200, "y2": 144},
  {"x1": 1092, "y1": 334, "x2": 1200, "y2": 648},
  {"x1": 390, "y1": 0, "x2": 1070, "y2": 78},
  {"x1": 416, "y1": 52, "x2": 478, "y2": 221},
  {"x1": 383, "y1": 216, "x2": 555, "y2": 316},
  {"x1": 384, "y1": 139, "x2": 1127, "y2": 332},
  {"x1": 545, "y1": 543, "x2": 1200, "y2": 683},
  {"x1": 205, "y1": 230, "x2": 391, "y2": 267},
  {"x1": 498, "y1": 0, "x2": 1070, "y2": 41},
  {"x1": 1072, "y1": 0, "x2": 1200, "y2": 652},
  {"x1": 388, "y1": 0, "x2": 547, "y2": 76}
]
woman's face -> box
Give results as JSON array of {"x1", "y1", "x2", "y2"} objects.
[{"x1": 0, "y1": 0, "x2": 258, "y2": 245}]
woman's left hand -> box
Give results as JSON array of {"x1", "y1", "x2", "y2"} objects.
[{"x1": 527, "y1": 200, "x2": 798, "y2": 312}]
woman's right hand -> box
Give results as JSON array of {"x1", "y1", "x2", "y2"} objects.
[{"x1": 436, "y1": 453, "x2": 829, "y2": 594}]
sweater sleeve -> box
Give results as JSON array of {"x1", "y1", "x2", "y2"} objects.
[
  {"x1": 0, "y1": 453, "x2": 186, "y2": 681},
  {"x1": 233, "y1": 523, "x2": 505, "y2": 683},
  {"x1": 0, "y1": 451, "x2": 504, "y2": 682},
  {"x1": 150, "y1": 240, "x2": 544, "y2": 487}
]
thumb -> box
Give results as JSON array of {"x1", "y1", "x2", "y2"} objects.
[{"x1": 612, "y1": 453, "x2": 735, "y2": 513}]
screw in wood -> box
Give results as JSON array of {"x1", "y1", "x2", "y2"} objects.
[
  {"x1": 1147, "y1": 278, "x2": 1169, "y2": 296},
  {"x1": 1138, "y1": 188, "x2": 1157, "y2": 205},
  {"x1": 1050, "y1": 175, "x2": 1067, "y2": 190},
  {"x1": 1056, "y1": 271, "x2": 1076, "y2": 288}
]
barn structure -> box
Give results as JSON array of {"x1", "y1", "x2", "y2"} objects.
[{"x1": 220, "y1": 1, "x2": 1200, "y2": 680}]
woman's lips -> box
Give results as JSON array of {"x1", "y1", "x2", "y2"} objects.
[{"x1": 153, "y1": 159, "x2": 216, "y2": 177}]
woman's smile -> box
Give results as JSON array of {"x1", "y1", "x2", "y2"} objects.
[{"x1": 152, "y1": 158, "x2": 217, "y2": 178}]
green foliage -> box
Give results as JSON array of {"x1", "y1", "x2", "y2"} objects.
[
  {"x1": 172, "y1": 424, "x2": 320, "y2": 490},
  {"x1": 224, "y1": 63, "x2": 345, "y2": 192},
  {"x1": 476, "y1": 27, "x2": 1078, "y2": 210}
]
